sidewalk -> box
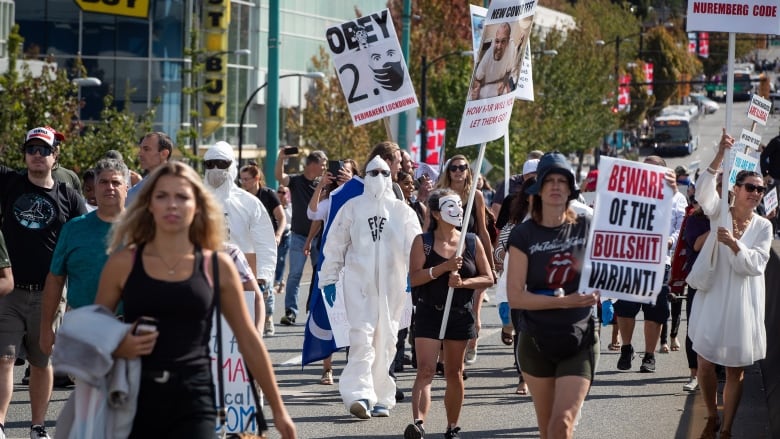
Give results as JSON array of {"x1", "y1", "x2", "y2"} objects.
[{"x1": 681, "y1": 363, "x2": 770, "y2": 438}]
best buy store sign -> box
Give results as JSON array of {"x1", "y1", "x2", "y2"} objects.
[{"x1": 73, "y1": 0, "x2": 151, "y2": 19}]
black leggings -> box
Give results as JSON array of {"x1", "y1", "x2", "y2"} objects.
[
  {"x1": 660, "y1": 296, "x2": 684, "y2": 344},
  {"x1": 511, "y1": 309, "x2": 523, "y2": 375},
  {"x1": 684, "y1": 289, "x2": 698, "y2": 370}
]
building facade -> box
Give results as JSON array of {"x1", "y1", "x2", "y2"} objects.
[{"x1": 8, "y1": 0, "x2": 385, "y2": 160}]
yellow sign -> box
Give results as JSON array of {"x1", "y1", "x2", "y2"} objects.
[
  {"x1": 73, "y1": 0, "x2": 151, "y2": 19},
  {"x1": 201, "y1": 0, "x2": 230, "y2": 138}
]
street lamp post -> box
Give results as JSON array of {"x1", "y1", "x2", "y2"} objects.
[
  {"x1": 71, "y1": 77, "x2": 101, "y2": 122},
  {"x1": 420, "y1": 50, "x2": 472, "y2": 163},
  {"x1": 237, "y1": 71, "x2": 325, "y2": 164}
]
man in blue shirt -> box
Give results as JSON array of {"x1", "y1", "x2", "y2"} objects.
[{"x1": 39, "y1": 158, "x2": 129, "y2": 356}]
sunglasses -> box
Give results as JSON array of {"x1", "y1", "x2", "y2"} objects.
[
  {"x1": 449, "y1": 164, "x2": 468, "y2": 172},
  {"x1": 204, "y1": 160, "x2": 231, "y2": 170},
  {"x1": 367, "y1": 169, "x2": 390, "y2": 177},
  {"x1": 277, "y1": 190, "x2": 288, "y2": 195},
  {"x1": 25, "y1": 145, "x2": 53, "y2": 157},
  {"x1": 736, "y1": 182, "x2": 766, "y2": 194}
]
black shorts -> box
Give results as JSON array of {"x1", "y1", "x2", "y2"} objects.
[
  {"x1": 614, "y1": 265, "x2": 671, "y2": 324},
  {"x1": 614, "y1": 288, "x2": 670, "y2": 323},
  {"x1": 413, "y1": 301, "x2": 476, "y2": 341}
]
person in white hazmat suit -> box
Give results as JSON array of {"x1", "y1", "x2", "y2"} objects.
[
  {"x1": 319, "y1": 156, "x2": 422, "y2": 419},
  {"x1": 203, "y1": 141, "x2": 277, "y2": 325}
]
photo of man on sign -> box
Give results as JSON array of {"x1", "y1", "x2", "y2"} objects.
[{"x1": 469, "y1": 16, "x2": 532, "y2": 101}]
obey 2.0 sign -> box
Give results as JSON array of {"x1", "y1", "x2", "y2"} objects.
[{"x1": 326, "y1": 9, "x2": 418, "y2": 126}]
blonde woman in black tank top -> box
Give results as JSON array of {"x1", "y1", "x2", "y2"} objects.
[{"x1": 95, "y1": 162, "x2": 296, "y2": 439}]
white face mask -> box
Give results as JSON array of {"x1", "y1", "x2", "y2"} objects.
[
  {"x1": 438, "y1": 195, "x2": 463, "y2": 227},
  {"x1": 205, "y1": 169, "x2": 230, "y2": 188}
]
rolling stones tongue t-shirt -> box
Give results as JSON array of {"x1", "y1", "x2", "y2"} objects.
[{"x1": 508, "y1": 214, "x2": 592, "y2": 329}]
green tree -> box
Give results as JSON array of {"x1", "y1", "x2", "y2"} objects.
[{"x1": 0, "y1": 25, "x2": 156, "y2": 175}]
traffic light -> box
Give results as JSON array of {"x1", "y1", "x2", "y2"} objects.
[{"x1": 759, "y1": 74, "x2": 771, "y2": 99}]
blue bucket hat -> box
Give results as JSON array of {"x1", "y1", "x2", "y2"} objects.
[{"x1": 527, "y1": 151, "x2": 579, "y2": 200}]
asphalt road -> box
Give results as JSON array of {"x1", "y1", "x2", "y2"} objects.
[{"x1": 4, "y1": 96, "x2": 778, "y2": 439}]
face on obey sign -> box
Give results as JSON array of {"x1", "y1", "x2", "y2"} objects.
[{"x1": 325, "y1": 9, "x2": 418, "y2": 127}]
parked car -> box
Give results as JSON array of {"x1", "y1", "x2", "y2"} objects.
[{"x1": 690, "y1": 93, "x2": 720, "y2": 114}]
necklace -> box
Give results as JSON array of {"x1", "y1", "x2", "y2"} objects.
[
  {"x1": 731, "y1": 209, "x2": 753, "y2": 240},
  {"x1": 153, "y1": 246, "x2": 190, "y2": 275}
]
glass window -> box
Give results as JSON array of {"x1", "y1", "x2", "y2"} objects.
[{"x1": 152, "y1": 0, "x2": 185, "y2": 59}]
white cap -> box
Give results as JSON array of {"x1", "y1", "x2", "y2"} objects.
[
  {"x1": 522, "y1": 159, "x2": 539, "y2": 177},
  {"x1": 25, "y1": 126, "x2": 65, "y2": 147}
]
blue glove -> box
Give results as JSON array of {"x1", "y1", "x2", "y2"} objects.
[
  {"x1": 324, "y1": 284, "x2": 337, "y2": 307},
  {"x1": 406, "y1": 274, "x2": 411, "y2": 293},
  {"x1": 498, "y1": 302, "x2": 511, "y2": 326},
  {"x1": 602, "y1": 300, "x2": 614, "y2": 326}
]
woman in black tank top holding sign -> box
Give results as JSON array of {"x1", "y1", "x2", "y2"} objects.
[{"x1": 95, "y1": 162, "x2": 296, "y2": 439}]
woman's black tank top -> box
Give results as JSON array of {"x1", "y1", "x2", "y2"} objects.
[
  {"x1": 415, "y1": 233, "x2": 478, "y2": 308},
  {"x1": 122, "y1": 243, "x2": 214, "y2": 369}
]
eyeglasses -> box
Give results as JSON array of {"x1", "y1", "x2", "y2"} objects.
[
  {"x1": 448, "y1": 164, "x2": 468, "y2": 172},
  {"x1": 204, "y1": 160, "x2": 231, "y2": 170},
  {"x1": 277, "y1": 190, "x2": 288, "y2": 195},
  {"x1": 25, "y1": 145, "x2": 53, "y2": 157},
  {"x1": 736, "y1": 182, "x2": 767, "y2": 194},
  {"x1": 367, "y1": 169, "x2": 390, "y2": 177}
]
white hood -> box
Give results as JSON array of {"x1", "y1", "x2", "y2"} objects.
[
  {"x1": 363, "y1": 155, "x2": 393, "y2": 200},
  {"x1": 204, "y1": 141, "x2": 238, "y2": 200}
]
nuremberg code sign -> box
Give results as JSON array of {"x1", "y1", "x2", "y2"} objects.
[
  {"x1": 457, "y1": 0, "x2": 537, "y2": 146},
  {"x1": 686, "y1": 1, "x2": 780, "y2": 35},
  {"x1": 578, "y1": 157, "x2": 673, "y2": 305},
  {"x1": 747, "y1": 94, "x2": 773, "y2": 125},
  {"x1": 326, "y1": 9, "x2": 418, "y2": 127}
]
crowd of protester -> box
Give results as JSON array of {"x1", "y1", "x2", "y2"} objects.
[{"x1": 0, "y1": 125, "x2": 773, "y2": 439}]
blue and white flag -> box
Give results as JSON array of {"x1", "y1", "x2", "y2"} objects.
[{"x1": 302, "y1": 178, "x2": 365, "y2": 365}]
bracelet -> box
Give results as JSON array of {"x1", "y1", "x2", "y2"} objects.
[
  {"x1": 428, "y1": 267, "x2": 436, "y2": 279},
  {"x1": 706, "y1": 166, "x2": 717, "y2": 174}
]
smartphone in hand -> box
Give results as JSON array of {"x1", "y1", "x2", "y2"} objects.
[
  {"x1": 327, "y1": 160, "x2": 344, "y2": 176},
  {"x1": 133, "y1": 316, "x2": 159, "y2": 335},
  {"x1": 283, "y1": 146, "x2": 299, "y2": 156}
]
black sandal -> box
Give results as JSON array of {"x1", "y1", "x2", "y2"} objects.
[{"x1": 501, "y1": 330, "x2": 514, "y2": 346}]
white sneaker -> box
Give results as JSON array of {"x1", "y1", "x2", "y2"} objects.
[
  {"x1": 683, "y1": 377, "x2": 699, "y2": 392},
  {"x1": 30, "y1": 425, "x2": 51, "y2": 439},
  {"x1": 264, "y1": 317, "x2": 275, "y2": 336},
  {"x1": 464, "y1": 346, "x2": 477, "y2": 365}
]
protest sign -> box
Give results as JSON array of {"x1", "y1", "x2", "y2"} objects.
[
  {"x1": 325, "y1": 9, "x2": 418, "y2": 126},
  {"x1": 687, "y1": 1, "x2": 780, "y2": 35},
  {"x1": 212, "y1": 292, "x2": 260, "y2": 435},
  {"x1": 736, "y1": 128, "x2": 761, "y2": 151},
  {"x1": 470, "y1": 4, "x2": 534, "y2": 102},
  {"x1": 727, "y1": 151, "x2": 759, "y2": 190},
  {"x1": 578, "y1": 157, "x2": 673, "y2": 304},
  {"x1": 764, "y1": 186, "x2": 778, "y2": 214},
  {"x1": 747, "y1": 94, "x2": 773, "y2": 125},
  {"x1": 457, "y1": 0, "x2": 537, "y2": 147}
]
